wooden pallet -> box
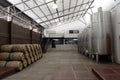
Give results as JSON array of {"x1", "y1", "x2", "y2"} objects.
[{"x1": 92, "y1": 68, "x2": 120, "y2": 80}]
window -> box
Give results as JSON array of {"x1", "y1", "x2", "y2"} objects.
[{"x1": 69, "y1": 30, "x2": 79, "y2": 34}]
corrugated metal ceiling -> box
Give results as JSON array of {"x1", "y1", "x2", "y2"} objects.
[{"x1": 7, "y1": 0, "x2": 94, "y2": 28}]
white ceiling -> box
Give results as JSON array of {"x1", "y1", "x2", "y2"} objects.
[
  {"x1": 45, "y1": 0, "x2": 120, "y2": 34},
  {"x1": 7, "y1": 0, "x2": 94, "y2": 28},
  {"x1": 7, "y1": 0, "x2": 120, "y2": 36},
  {"x1": 48, "y1": 20, "x2": 86, "y2": 33}
]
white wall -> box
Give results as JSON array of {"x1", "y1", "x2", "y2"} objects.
[
  {"x1": 44, "y1": 20, "x2": 86, "y2": 38},
  {"x1": 64, "y1": 29, "x2": 82, "y2": 38}
]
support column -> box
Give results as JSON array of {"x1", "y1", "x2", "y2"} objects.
[
  {"x1": 30, "y1": 29, "x2": 33, "y2": 44},
  {"x1": 8, "y1": 21, "x2": 12, "y2": 44}
]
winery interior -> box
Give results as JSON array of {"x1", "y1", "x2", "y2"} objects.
[{"x1": 0, "y1": 0, "x2": 120, "y2": 80}]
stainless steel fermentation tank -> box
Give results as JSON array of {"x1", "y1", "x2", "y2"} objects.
[
  {"x1": 78, "y1": 26, "x2": 92, "y2": 56},
  {"x1": 85, "y1": 27, "x2": 92, "y2": 57},
  {"x1": 81, "y1": 29, "x2": 87, "y2": 54},
  {"x1": 78, "y1": 34, "x2": 81, "y2": 53},
  {"x1": 82, "y1": 27, "x2": 92, "y2": 56},
  {"x1": 91, "y1": 7, "x2": 112, "y2": 62},
  {"x1": 78, "y1": 31, "x2": 84, "y2": 53},
  {"x1": 82, "y1": 29, "x2": 87, "y2": 54}
]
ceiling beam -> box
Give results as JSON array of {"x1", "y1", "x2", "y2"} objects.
[
  {"x1": 39, "y1": 7, "x2": 93, "y2": 24},
  {"x1": 46, "y1": 15, "x2": 82, "y2": 26},
  {"x1": 11, "y1": 0, "x2": 54, "y2": 16},
  {"x1": 38, "y1": 1, "x2": 92, "y2": 19},
  {"x1": 80, "y1": 0, "x2": 91, "y2": 18},
  {"x1": 21, "y1": 0, "x2": 49, "y2": 27},
  {"x1": 53, "y1": 0, "x2": 61, "y2": 22},
  {"x1": 33, "y1": 0, "x2": 52, "y2": 25},
  {"x1": 72, "y1": 0, "x2": 78, "y2": 19},
  {"x1": 8, "y1": 0, "x2": 30, "y2": 7},
  {"x1": 56, "y1": 9, "x2": 61, "y2": 22},
  {"x1": 68, "y1": 0, "x2": 71, "y2": 20},
  {"x1": 0, "y1": 4, "x2": 36, "y2": 27},
  {"x1": 82, "y1": 0, "x2": 94, "y2": 17},
  {"x1": 43, "y1": 0, "x2": 56, "y2": 25},
  {"x1": 75, "y1": 0, "x2": 85, "y2": 18},
  {"x1": 62, "y1": 0, "x2": 65, "y2": 21}
]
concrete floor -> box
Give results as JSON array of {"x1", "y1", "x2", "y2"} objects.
[{"x1": 3, "y1": 44, "x2": 120, "y2": 80}]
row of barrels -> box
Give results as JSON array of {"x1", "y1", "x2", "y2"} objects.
[{"x1": 0, "y1": 44, "x2": 42, "y2": 71}]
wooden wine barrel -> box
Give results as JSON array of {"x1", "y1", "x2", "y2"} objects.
[
  {"x1": 24, "y1": 53, "x2": 29, "y2": 60},
  {"x1": 0, "y1": 61, "x2": 6, "y2": 67},
  {"x1": 26, "y1": 57, "x2": 31, "y2": 65},
  {"x1": 39, "y1": 53, "x2": 43, "y2": 59},
  {"x1": 12, "y1": 45, "x2": 30, "y2": 62},
  {"x1": 30, "y1": 45, "x2": 36, "y2": 56},
  {"x1": 36, "y1": 45, "x2": 40, "y2": 54},
  {"x1": 31, "y1": 56, "x2": 35, "y2": 63},
  {"x1": 25, "y1": 45, "x2": 35, "y2": 63},
  {"x1": 12, "y1": 45, "x2": 26, "y2": 52},
  {"x1": 1, "y1": 45, "x2": 31, "y2": 65},
  {"x1": 33, "y1": 45, "x2": 38, "y2": 61},
  {"x1": 0, "y1": 52, "x2": 25, "y2": 61},
  {"x1": 22, "y1": 59, "x2": 27, "y2": 68},
  {"x1": 25, "y1": 45, "x2": 32, "y2": 57},
  {"x1": 0, "y1": 61, "x2": 23, "y2": 71},
  {"x1": 35, "y1": 44, "x2": 42, "y2": 59},
  {"x1": 37, "y1": 44, "x2": 42, "y2": 54},
  {"x1": 29, "y1": 45, "x2": 36, "y2": 61},
  {"x1": 36, "y1": 45, "x2": 41, "y2": 59},
  {"x1": 36, "y1": 44, "x2": 40, "y2": 54},
  {"x1": 39, "y1": 44, "x2": 42, "y2": 54},
  {"x1": 35, "y1": 45, "x2": 40, "y2": 55},
  {"x1": 38, "y1": 44, "x2": 43, "y2": 58},
  {"x1": 0, "y1": 45, "x2": 13, "y2": 52},
  {"x1": 33, "y1": 45, "x2": 39, "y2": 60},
  {"x1": 34, "y1": 55, "x2": 37, "y2": 61}
]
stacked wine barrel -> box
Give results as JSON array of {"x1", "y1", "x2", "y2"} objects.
[{"x1": 0, "y1": 44, "x2": 42, "y2": 71}]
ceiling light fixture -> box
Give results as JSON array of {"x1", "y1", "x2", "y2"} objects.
[
  {"x1": 55, "y1": 19, "x2": 59, "y2": 22},
  {"x1": 45, "y1": 0, "x2": 52, "y2": 2},
  {"x1": 52, "y1": 3, "x2": 58, "y2": 9},
  {"x1": 58, "y1": 22, "x2": 61, "y2": 25}
]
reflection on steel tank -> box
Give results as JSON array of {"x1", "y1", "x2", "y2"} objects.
[{"x1": 91, "y1": 7, "x2": 112, "y2": 62}]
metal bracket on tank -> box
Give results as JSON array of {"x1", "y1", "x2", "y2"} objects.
[{"x1": 96, "y1": 52, "x2": 99, "y2": 63}]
